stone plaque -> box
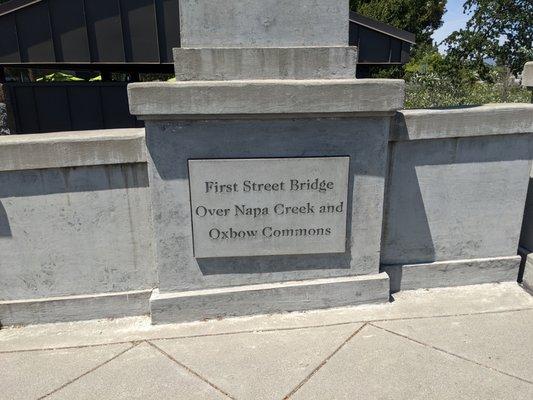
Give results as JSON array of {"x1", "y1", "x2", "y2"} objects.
[{"x1": 188, "y1": 157, "x2": 349, "y2": 258}]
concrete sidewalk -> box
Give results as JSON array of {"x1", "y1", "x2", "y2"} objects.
[{"x1": 1, "y1": 283, "x2": 532, "y2": 400}]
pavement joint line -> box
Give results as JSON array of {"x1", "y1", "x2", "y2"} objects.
[
  {"x1": 282, "y1": 322, "x2": 369, "y2": 399},
  {"x1": 36, "y1": 341, "x2": 141, "y2": 400},
  {"x1": 1, "y1": 307, "x2": 532, "y2": 355},
  {"x1": 146, "y1": 340, "x2": 237, "y2": 400},
  {"x1": 368, "y1": 322, "x2": 533, "y2": 386}
]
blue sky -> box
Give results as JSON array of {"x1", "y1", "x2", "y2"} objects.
[{"x1": 431, "y1": 0, "x2": 471, "y2": 51}]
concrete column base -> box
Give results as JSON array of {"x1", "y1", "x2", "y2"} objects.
[
  {"x1": 382, "y1": 255, "x2": 520, "y2": 293},
  {"x1": 149, "y1": 273, "x2": 390, "y2": 324}
]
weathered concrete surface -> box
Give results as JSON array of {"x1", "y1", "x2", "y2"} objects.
[
  {"x1": 382, "y1": 133, "x2": 532, "y2": 265},
  {"x1": 2, "y1": 284, "x2": 532, "y2": 399},
  {"x1": 128, "y1": 79, "x2": 405, "y2": 118},
  {"x1": 0, "y1": 103, "x2": 8, "y2": 135},
  {"x1": 154, "y1": 323, "x2": 360, "y2": 400},
  {"x1": 150, "y1": 274, "x2": 389, "y2": 324},
  {"x1": 0, "y1": 282, "x2": 529, "y2": 351},
  {"x1": 383, "y1": 256, "x2": 520, "y2": 292},
  {"x1": 0, "y1": 343, "x2": 132, "y2": 400},
  {"x1": 0, "y1": 128, "x2": 146, "y2": 172},
  {"x1": 523, "y1": 61, "x2": 533, "y2": 88},
  {"x1": 179, "y1": 0, "x2": 348, "y2": 48},
  {"x1": 0, "y1": 289, "x2": 152, "y2": 326},
  {"x1": 374, "y1": 309, "x2": 533, "y2": 382},
  {"x1": 0, "y1": 164, "x2": 156, "y2": 319},
  {"x1": 46, "y1": 343, "x2": 228, "y2": 400},
  {"x1": 145, "y1": 117, "x2": 390, "y2": 292},
  {"x1": 291, "y1": 324, "x2": 533, "y2": 400},
  {"x1": 173, "y1": 47, "x2": 358, "y2": 81},
  {"x1": 391, "y1": 104, "x2": 533, "y2": 141}
]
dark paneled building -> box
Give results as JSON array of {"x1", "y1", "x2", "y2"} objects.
[{"x1": 0, "y1": 0, "x2": 415, "y2": 134}]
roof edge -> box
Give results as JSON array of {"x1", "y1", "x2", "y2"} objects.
[
  {"x1": 0, "y1": 0, "x2": 41, "y2": 17},
  {"x1": 349, "y1": 11, "x2": 416, "y2": 44}
]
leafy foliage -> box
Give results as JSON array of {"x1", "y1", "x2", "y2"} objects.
[
  {"x1": 403, "y1": 45, "x2": 530, "y2": 108},
  {"x1": 444, "y1": 0, "x2": 533, "y2": 77}
]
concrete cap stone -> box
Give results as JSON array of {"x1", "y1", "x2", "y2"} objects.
[
  {"x1": 523, "y1": 62, "x2": 533, "y2": 88},
  {"x1": 0, "y1": 128, "x2": 146, "y2": 172},
  {"x1": 179, "y1": 0, "x2": 349, "y2": 48},
  {"x1": 391, "y1": 103, "x2": 533, "y2": 141},
  {"x1": 128, "y1": 79, "x2": 405, "y2": 118}
]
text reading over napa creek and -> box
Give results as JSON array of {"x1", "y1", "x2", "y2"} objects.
[{"x1": 188, "y1": 157, "x2": 350, "y2": 258}]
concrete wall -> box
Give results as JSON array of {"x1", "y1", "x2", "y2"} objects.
[
  {"x1": 0, "y1": 129, "x2": 156, "y2": 325},
  {"x1": 382, "y1": 104, "x2": 533, "y2": 291},
  {"x1": 2, "y1": 103, "x2": 533, "y2": 325}
]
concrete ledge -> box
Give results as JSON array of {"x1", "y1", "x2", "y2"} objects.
[
  {"x1": 391, "y1": 104, "x2": 533, "y2": 141},
  {"x1": 0, "y1": 289, "x2": 152, "y2": 326},
  {"x1": 523, "y1": 62, "x2": 533, "y2": 88},
  {"x1": 0, "y1": 128, "x2": 146, "y2": 172},
  {"x1": 150, "y1": 273, "x2": 390, "y2": 324},
  {"x1": 174, "y1": 47, "x2": 358, "y2": 80},
  {"x1": 128, "y1": 79, "x2": 405, "y2": 118},
  {"x1": 382, "y1": 256, "x2": 520, "y2": 293}
]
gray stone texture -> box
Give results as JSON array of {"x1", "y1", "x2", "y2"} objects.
[
  {"x1": 178, "y1": 0, "x2": 349, "y2": 48},
  {"x1": 291, "y1": 324, "x2": 533, "y2": 400},
  {"x1": 127, "y1": 79, "x2": 405, "y2": 118},
  {"x1": 0, "y1": 103, "x2": 9, "y2": 135},
  {"x1": 382, "y1": 133, "x2": 533, "y2": 266},
  {"x1": 154, "y1": 323, "x2": 361, "y2": 400},
  {"x1": 0, "y1": 128, "x2": 146, "y2": 172},
  {"x1": 0, "y1": 343, "x2": 132, "y2": 400},
  {"x1": 0, "y1": 290, "x2": 152, "y2": 326},
  {"x1": 374, "y1": 309, "x2": 533, "y2": 382},
  {"x1": 145, "y1": 117, "x2": 390, "y2": 292},
  {"x1": 150, "y1": 274, "x2": 390, "y2": 324},
  {"x1": 383, "y1": 256, "x2": 521, "y2": 293},
  {"x1": 3, "y1": 285, "x2": 533, "y2": 400},
  {"x1": 523, "y1": 61, "x2": 533, "y2": 88},
  {"x1": 46, "y1": 342, "x2": 228, "y2": 400},
  {"x1": 173, "y1": 46, "x2": 358, "y2": 81},
  {"x1": 391, "y1": 104, "x2": 533, "y2": 141},
  {"x1": 0, "y1": 164, "x2": 155, "y2": 301}
]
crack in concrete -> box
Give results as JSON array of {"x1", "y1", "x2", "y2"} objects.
[
  {"x1": 1, "y1": 307, "x2": 531, "y2": 355},
  {"x1": 369, "y1": 322, "x2": 533, "y2": 386},
  {"x1": 0, "y1": 307, "x2": 533, "y2": 354},
  {"x1": 37, "y1": 342, "x2": 140, "y2": 399},
  {"x1": 282, "y1": 323, "x2": 368, "y2": 399},
  {"x1": 146, "y1": 340, "x2": 236, "y2": 400}
]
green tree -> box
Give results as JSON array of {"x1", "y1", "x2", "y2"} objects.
[
  {"x1": 350, "y1": 0, "x2": 447, "y2": 44},
  {"x1": 444, "y1": 0, "x2": 533, "y2": 77}
]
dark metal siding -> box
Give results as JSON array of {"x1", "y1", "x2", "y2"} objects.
[
  {"x1": 5, "y1": 82, "x2": 141, "y2": 134},
  {"x1": 349, "y1": 21, "x2": 412, "y2": 64},
  {"x1": 0, "y1": 0, "x2": 180, "y2": 65},
  {"x1": 49, "y1": 0, "x2": 91, "y2": 62}
]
